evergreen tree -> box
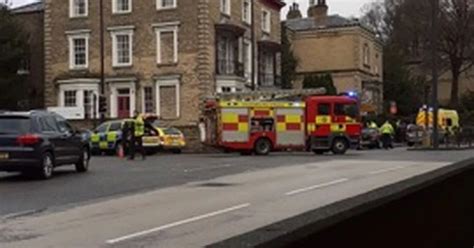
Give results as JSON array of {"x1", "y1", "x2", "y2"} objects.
[
  {"x1": 0, "y1": 3, "x2": 28, "y2": 110},
  {"x1": 302, "y1": 73, "x2": 337, "y2": 95},
  {"x1": 280, "y1": 24, "x2": 297, "y2": 89}
]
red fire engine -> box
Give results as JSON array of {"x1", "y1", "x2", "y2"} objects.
[{"x1": 203, "y1": 94, "x2": 361, "y2": 155}]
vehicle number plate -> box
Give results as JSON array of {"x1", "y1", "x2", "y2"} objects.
[{"x1": 0, "y1": 153, "x2": 9, "y2": 160}]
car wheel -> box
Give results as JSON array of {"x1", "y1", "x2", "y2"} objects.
[
  {"x1": 332, "y1": 138, "x2": 349, "y2": 155},
  {"x1": 37, "y1": 152, "x2": 54, "y2": 180},
  {"x1": 254, "y1": 139, "x2": 272, "y2": 156},
  {"x1": 75, "y1": 147, "x2": 90, "y2": 173},
  {"x1": 172, "y1": 149, "x2": 182, "y2": 154}
]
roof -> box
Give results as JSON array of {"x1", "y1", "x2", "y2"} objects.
[
  {"x1": 285, "y1": 15, "x2": 362, "y2": 32},
  {"x1": 11, "y1": 1, "x2": 44, "y2": 14}
]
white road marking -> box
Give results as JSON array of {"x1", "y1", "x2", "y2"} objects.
[
  {"x1": 285, "y1": 178, "x2": 349, "y2": 196},
  {"x1": 105, "y1": 203, "x2": 251, "y2": 244},
  {"x1": 184, "y1": 164, "x2": 234, "y2": 173},
  {"x1": 368, "y1": 166, "x2": 407, "y2": 175}
]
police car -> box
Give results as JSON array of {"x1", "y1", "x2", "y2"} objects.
[{"x1": 90, "y1": 119, "x2": 160, "y2": 155}]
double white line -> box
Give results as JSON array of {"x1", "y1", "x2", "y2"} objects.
[
  {"x1": 285, "y1": 178, "x2": 350, "y2": 196},
  {"x1": 106, "y1": 203, "x2": 250, "y2": 245}
]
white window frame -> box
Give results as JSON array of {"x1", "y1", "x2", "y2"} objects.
[
  {"x1": 156, "y1": 79, "x2": 180, "y2": 119},
  {"x1": 112, "y1": 0, "x2": 132, "y2": 14},
  {"x1": 243, "y1": 39, "x2": 252, "y2": 80},
  {"x1": 262, "y1": 9, "x2": 271, "y2": 33},
  {"x1": 69, "y1": 0, "x2": 88, "y2": 18},
  {"x1": 142, "y1": 86, "x2": 155, "y2": 114},
  {"x1": 68, "y1": 33, "x2": 90, "y2": 70},
  {"x1": 110, "y1": 28, "x2": 134, "y2": 67},
  {"x1": 154, "y1": 23, "x2": 179, "y2": 64},
  {"x1": 220, "y1": 0, "x2": 231, "y2": 15},
  {"x1": 156, "y1": 0, "x2": 177, "y2": 10},
  {"x1": 58, "y1": 82, "x2": 100, "y2": 119},
  {"x1": 242, "y1": 0, "x2": 252, "y2": 24}
]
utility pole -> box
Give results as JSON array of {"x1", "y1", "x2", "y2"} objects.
[
  {"x1": 431, "y1": 0, "x2": 439, "y2": 149},
  {"x1": 99, "y1": 0, "x2": 106, "y2": 124}
]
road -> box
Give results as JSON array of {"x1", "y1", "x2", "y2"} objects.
[{"x1": 0, "y1": 149, "x2": 472, "y2": 247}]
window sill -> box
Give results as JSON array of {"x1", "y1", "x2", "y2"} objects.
[
  {"x1": 157, "y1": 6, "x2": 177, "y2": 11},
  {"x1": 69, "y1": 67, "x2": 89, "y2": 71},
  {"x1": 221, "y1": 12, "x2": 231, "y2": 19},
  {"x1": 69, "y1": 15, "x2": 88, "y2": 20},
  {"x1": 242, "y1": 21, "x2": 252, "y2": 27},
  {"x1": 157, "y1": 62, "x2": 178, "y2": 67},
  {"x1": 262, "y1": 30, "x2": 271, "y2": 35},
  {"x1": 112, "y1": 11, "x2": 132, "y2": 15},
  {"x1": 113, "y1": 64, "x2": 133, "y2": 69}
]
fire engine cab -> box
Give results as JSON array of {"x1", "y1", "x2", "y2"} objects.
[{"x1": 203, "y1": 95, "x2": 361, "y2": 155}]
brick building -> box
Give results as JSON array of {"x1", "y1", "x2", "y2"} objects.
[
  {"x1": 43, "y1": 0, "x2": 285, "y2": 131},
  {"x1": 284, "y1": 0, "x2": 383, "y2": 114},
  {"x1": 12, "y1": 2, "x2": 45, "y2": 109}
]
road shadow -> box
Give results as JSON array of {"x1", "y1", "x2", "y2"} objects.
[{"x1": 0, "y1": 169, "x2": 80, "y2": 184}]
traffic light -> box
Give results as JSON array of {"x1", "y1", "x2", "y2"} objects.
[{"x1": 99, "y1": 95, "x2": 107, "y2": 114}]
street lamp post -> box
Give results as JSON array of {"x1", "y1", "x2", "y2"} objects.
[
  {"x1": 431, "y1": 0, "x2": 439, "y2": 149},
  {"x1": 99, "y1": 0, "x2": 106, "y2": 124}
]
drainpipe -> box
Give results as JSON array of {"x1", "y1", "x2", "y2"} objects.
[
  {"x1": 99, "y1": 0, "x2": 106, "y2": 123},
  {"x1": 251, "y1": 0, "x2": 256, "y2": 91}
]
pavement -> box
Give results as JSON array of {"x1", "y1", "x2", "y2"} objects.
[{"x1": 0, "y1": 149, "x2": 473, "y2": 247}]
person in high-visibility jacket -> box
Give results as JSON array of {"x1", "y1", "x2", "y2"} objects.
[
  {"x1": 380, "y1": 121, "x2": 395, "y2": 149},
  {"x1": 129, "y1": 111, "x2": 146, "y2": 160},
  {"x1": 369, "y1": 121, "x2": 378, "y2": 129}
]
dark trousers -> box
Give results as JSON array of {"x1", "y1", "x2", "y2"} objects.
[
  {"x1": 129, "y1": 136, "x2": 146, "y2": 160},
  {"x1": 381, "y1": 133, "x2": 393, "y2": 149}
]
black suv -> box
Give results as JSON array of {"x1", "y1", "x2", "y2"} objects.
[{"x1": 0, "y1": 111, "x2": 90, "y2": 179}]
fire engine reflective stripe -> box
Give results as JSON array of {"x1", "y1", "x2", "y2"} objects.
[
  {"x1": 316, "y1": 116, "x2": 331, "y2": 124},
  {"x1": 275, "y1": 108, "x2": 305, "y2": 146},
  {"x1": 345, "y1": 116, "x2": 356, "y2": 123},
  {"x1": 221, "y1": 108, "x2": 249, "y2": 142},
  {"x1": 238, "y1": 123, "x2": 249, "y2": 132},
  {"x1": 286, "y1": 123, "x2": 302, "y2": 131},
  {"x1": 223, "y1": 123, "x2": 239, "y2": 131},
  {"x1": 222, "y1": 113, "x2": 239, "y2": 123},
  {"x1": 331, "y1": 124, "x2": 347, "y2": 132},
  {"x1": 220, "y1": 101, "x2": 305, "y2": 108},
  {"x1": 286, "y1": 115, "x2": 301, "y2": 123},
  {"x1": 251, "y1": 108, "x2": 273, "y2": 117},
  {"x1": 277, "y1": 123, "x2": 286, "y2": 132}
]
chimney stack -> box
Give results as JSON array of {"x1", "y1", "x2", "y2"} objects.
[
  {"x1": 286, "y1": 2, "x2": 302, "y2": 20},
  {"x1": 308, "y1": 0, "x2": 328, "y2": 21}
]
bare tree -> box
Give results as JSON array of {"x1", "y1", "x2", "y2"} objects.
[
  {"x1": 439, "y1": 0, "x2": 474, "y2": 106},
  {"x1": 362, "y1": 0, "x2": 474, "y2": 107}
]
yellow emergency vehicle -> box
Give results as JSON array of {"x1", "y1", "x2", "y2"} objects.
[{"x1": 416, "y1": 108, "x2": 460, "y2": 132}]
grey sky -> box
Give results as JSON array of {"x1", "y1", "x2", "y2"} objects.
[{"x1": 10, "y1": 0, "x2": 371, "y2": 18}]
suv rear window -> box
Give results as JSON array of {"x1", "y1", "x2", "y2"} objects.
[{"x1": 0, "y1": 116, "x2": 31, "y2": 134}]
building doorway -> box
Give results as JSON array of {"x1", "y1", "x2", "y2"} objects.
[{"x1": 117, "y1": 88, "x2": 131, "y2": 118}]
